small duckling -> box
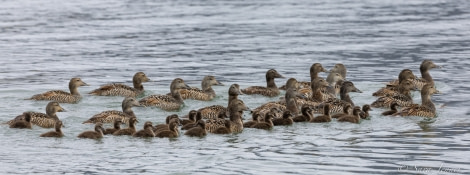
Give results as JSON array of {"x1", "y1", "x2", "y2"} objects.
[
  {"x1": 382, "y1": 102, "x2": 399, "y2": 116},
  {"x1": 113, "y1": 117, "x2": 138, "y2": 136},
  {"x1": 359, "y1": 104, "x2": 372, "y2": 119},
  {"x1": 311, "y1": 104, "x2": 332, "y2": 123},
  {"x1": 28, "y1": 77, "x2": 89, "y2": 103},
  {"x1": 78, "y1": 122, "x2": 105, "y2": 139},
  {"x1": 182, "y1": 111, "x2": 202, "y2": 130},
  {"x1": 243, "y1": 111, "x2": 261, "y2": 128},
  {"x1": 154, "y1": 114, "x2": 180, "y2": 133},
  {"x1": 184, "y1": 120, "x2": 207, "y2": 137},
  {"x1": 40, "y1": 120, "x2": 64, "y2": 137},
  {"x1": 252, "y1": 111, "x2": 274, "y2": 130},
  {"x1": 155, "y1": 119, "x2": 179, "y2": 138},
  {"x1": 331, "y1": 104, "x2": 352, "y2": 119},
  {"x1": 103, "y1": 119, "x2": 122, "y2": 135},
  {"x1": 293, "y1": 105, "x2": 314, "y2": 122},
  {"x1": 9, "y1": 112, "x2": 32, "y2": 129},
  {"x1": 133, "y1": 121, "x2": 156, "y2": 138},
  {"x1": 272, "y1": 111, "x2": 294, "y2": 126},
  {"x1": 181, "y1": 110, "x2": 197, "y2": 126},
  {"x1": 213, "y1": 120, "x2": 233, "y2": 134},
  {"x1": 337, "y1": 106, "x2": 362, "y2": 124}
]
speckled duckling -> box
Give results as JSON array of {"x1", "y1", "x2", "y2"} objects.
[
  {"x1": 337, "y1": 106, "x2": 362, "y2": 124},
  {"x1": 382, "y1": 102, "x2": 399, "y2": 116},
  {"x1": 184, "y1": 120, "x2": 207, "y2": 137},
  {"x1": 89, "y1": 72, "x2": 150, "y2": 97},
  {"x1": 371, "y1": 79, "x2": 416, "y2": 108},
  {"x1": 139, "y1": 78, "x2": 191, "y2": 111},
  {"x1": 252, "y1": 111, "x2": 274, "y2": 130},
  {"x1": 311, "y1": 104, "x2": 332, "y2": 123},
  {"x1": 6, "y1": 102, "x2": 65, "y2": 128},
  {"x1": 293, "y1": 105, "x2": 314, "y2": 122},
  {"x1": 205, "y1": 99, "x2": 250, "y2": 133},
  {"x1": 393, "y1": 84, "x2": 439, "y2": 118},
  {"x1": 241, "y1": 69, "x2": 284, "y2": 97},
  {"x1": 9, "y1": 112, "x2": 32, "y2": 129},
  {"x1": 375, "y1": 69, "x2": 416, "y2": 97},
  {"x1": 40, "y1": 120, "x2": 64, "y2": 137},
  {"x1": 197, "y1": 84, "x2": 243, "y2": 120},
  {"x1": 155, "y1": 119, "x2": 179, "y2": 138},
  {"x1": 83, "y1": 97, "x2": 141, "y2": 124},
  {"x1": 103, "y1": 118, "x2": 122, "y2": 135},
  {"x1": 113, "y1": 117, "x2": 138, "y2": 136},
  {"x1": 78, "y1": 122, "x2": 105, "y2": 139},
  {"x1": 133, "y1": 121, "x2": 156, "y2": 138},
  {"x1": 28, "y1": 78, "x2": 89, "y2": 103},
  {"x1": 179, "y1": 75, "x2": 222, "y2": 101},
  {"x1": 272, "y1": 111, "x2": 294, "y2": 126}
]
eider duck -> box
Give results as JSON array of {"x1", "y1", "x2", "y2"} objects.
[
  {"x1": 40, "y1": 120, "x2": 64, "y2": 137},
  {"x1": 388, "y1": 60, "x2": 440, "y2": 90},
  {"x1": 295, "y1": 63, "x2": 328, "y2": 89},
  {"x1": 155, "y1": 119, "x2": 179, "y2": 138},
  {"x1": 328, "y1": 64, "x2": 347, "y2": 81},
  {"x1": 9, "y1": 112, "x2": 32, "y2": 129},
  {"x1": 331, "y1": 104, "x2": 352, "y2": 119},
  {"x1": 382, "y1": 102, "x2": 399, "y2": 116},
  {"x1": 28, "y1": 77, "x2": 89, "y2": 103},
  {"x1": 243, "y1": 111, "x2": 261, "y2": 128},
  {"x1": 337, "y1": 106, "x2": 362, "y2": 124},
  {"x1": 179, "y1": 75, "x2": 222, "y2": 101},
  {"x1": 184, "y1": 120, "x2": 207, "y2": 137},
  {"x1": 311, "y1": 104, "x2": 332, "y2": 123},
  {"x1": 103, "y1": 118, "x2": 122, "y2": 135},
  {"x1": 253, "y1": 87, "x2": 304, "y2": 121},
  {"x1": 205, "y1": 111, "x2": 228, "y2": 133},
  {"x1": 252, "y1": 111, "x2": 274, "y2": 130},
  {"x1": 154, "y1": 114, "x2": 180, "y2": 133},
  {"x1": 310, "y1": 77, "x2": 332, "y2": 102},
  {"x1": 113, "y1": 117, "x2": 138, "y2": 136},
  {"x1": 139, "y1": 78, "x2": 191, "y2": 111},
  {"x1": 272, "y1": 111, "x2": 294, "y2": 126},
  {"x1": 359, "y1": 104, "x2": 372, "y2": 119},
  {"x1": 197, "y1": 83, "x2": 243, "y2": 120},
  {"x1": 205, "y1": 99, "x2": 250, "y2": 133},
  {"x1": 371, "y1": 79, "x2": 416, "y2": 108},
  {"x1": 375, "y1": 69, "x2": 416, "y2": 96},
  {"x1": 133, "y1": 121, "x2": 156, "y2": 138},
  {"x1": 78, "y1": 122, "x2": 105, "y2": 139},
  {"x1": 393, "y1": 84, "x2": 439, "y2": 118},
  {"x1": 324, "y1": 73, "x2": 345, "y2": 97},
  {"x1": 314, "y1": 81, "x2": 362, "y2": 115},
  {"x1": 213, "y1": 120, "x2": 233, "y2": 134},
  {"x1": 89, "y1": 72, "x2": 150, "y2": 97},
  {"x1": 241, "y1": 69, "x2": 284, "y2": 97},
  {"x1": 82, "y1": 97, "x2": 141, "y2": 124},
  {"x1": 6, "y1": 101, "x2": 65, "y2": 128},
  {"x1": 293, "y1": 105, "x2": 314, "y2": 122}
]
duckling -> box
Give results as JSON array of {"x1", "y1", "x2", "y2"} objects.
[
  {"x1": 133, "y1": 121, "x2": 156, "y2": 138},
  {"x1": 82, "y1": 97, "x2": 141, "y2": 124},
  {"x1": 155, "y1": 119, "x2": 179, "y2": 138},
  {"x1": 78, "y1": 122, "x2": 105, "y2": 139},
  {"x1": 184, "y1": 120, "x2": 207, "y2": 137},
  {"x1": 393, "y1": 84, "x2": 439, "y2": 118},
  {"x1": 89, "y1": 72, "x2": 150, "y2": 97},
  {"x1": 293, "y1": 105, "x2": 314, "y2": 122},
  {"x1": 252, "y1": 111, "x2": 274, "y2": 130},
  {"x1": 154, "y1": 114, "x2": 180, "y2": 133},
  {"x1": 371, "y1": 79, "x2": 416, "y2": 108},
  {"x1": 197, "y1": 84, "x2": 243, "y2": 120},
  {"x1": 9, "y1": 112, "x2": 32, "y2": 129},
  {"x1": 181, "y1": 110, "x2": 197, "y2": 126},
  {"x1": 382, "y1": 102, "x2": 399, "y2": 116},
  {"x1": 241, "y1": 69, "x2": 284, "y2": 97},
  {"x1": 213, "y1": 120, "x2": 233, "y2": 134},
  {"x1": 205, "y1": 99, "x2": 250, "y2": 133},
  {"x1": 272, "y1": 111, "x2": 294, "y2": 126},
  {"x1": 139, "y1": 78, "x2": 191, "y2": 111},
  {"x1": 40, "y1": 120, "x2": 64, "y2": 137},
  {"x1": 311, "y1": 104, "x2": 331, "y2": 123},
  {"x1": 6, "y1": 101, "x2": 66, "y2": 128},
  {"x1": 113, "y1": 117, "x2": 138, "y2": 136},
  {"x1": 28, "y1": 78, "x2": 89, "y2": 103},
  {"x1": 182, "y1": 111, "x2": 202, "y2": 130},
  {"x1": 243, "y1": 111, "x2": 261, "y2": 128},
  {"x1": 337, "y1": 106, "x2": 362, "y2": 124},
  {"x1": 179, "y1": 76, "x2": 222, "y2": 101},
  {"x1": 331, "y1": 104, "x2": 352, "y2": 119},
  {"x1": 359, "y1": 104, "x2": 372, "y2": 119},
  {"x1": 103, "y1": 119, "x2": 122, "y2": 135},
  {"x1": 375, "y1": 69, "x2": 416, "y2": 96},
  {"x1": 296, "y1": 63, "x2": 328, "y2": 89}
]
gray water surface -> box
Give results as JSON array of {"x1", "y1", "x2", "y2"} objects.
[{"x1": 1, "y1": 0, "x2": 469, "y2": 174}]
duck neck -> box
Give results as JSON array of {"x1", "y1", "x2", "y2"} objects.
[
  {"x1": 421, "y1": 69, "x2": 433, "y2": 84},
  {"x1": 133, "y1": 80, "x2": 144, "y2": 91},
  {"x1": 229, "y1": 110, "x2": 243, "y2": 126},
  {"x1": 340, "y1": 89, "x2": 354, "y2": 106},
  {"x1": 55, "y1": 124, "x2": 62, "y2": 132},
  {"x1": 171, "y1": 89, "x2": 184, "y2": 103},
  {"x1": 123, "y1": 107, "x2": 136, "y2": 117},
  {"x1": 310, "y1": 70, "x2": 319, "y2": 82},
  {"x1": 266, "y1": 76, "x2": 277, "y2": 89},
  {"x1": 227, "y1": 94, "x2": 238, "y2": 108},
  {"x1": 421, "y1": 94, "x2": 435, "y2": 111},
  {"x1": 46, "y1": 110, "x2": 59, "y2": 120},
  {"x1": 69, "y1": 84, "x2": 80, "y2": 96}
]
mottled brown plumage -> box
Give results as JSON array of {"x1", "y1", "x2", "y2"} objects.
[
  {"x1": 28, "y1": 78, "x2": 89, "y2": 103},
  {"x1": 387, "y1": 60, "x2": 440, "y2": 90},
  {"x1": 9, "y1": 112, "x2": 32, "y2": 129},
  {"x1": 311, "y1": 104, "x2": 332, "y2": 123},
  {"x1": 272, "y1": 111, "x2": 294, "y2": 126},
  {"x1": 331, "y1": 104, "x2": 352, "y2": 119},
  {"x1": 139, "y1": 78, "x2": 191, "y2": 111},
  {"x1": 314, "y1": 81, "x2": 361, "y2": 115},
  {"x1": 184, "y1": 120, "x2": 207, "y2": 137},
  {"x1": 6, "y1": 102, "x2": 65, "y2": 128},
  {"x1": 206, "y1": 99, "x2": 249, "y2": 133},
  {"x1": 371, "y1": 79, "x2": 416, "y2": 108},
  {"x1": 375, "y1": 69, "x2": 416, "y2": 96},
  {"x1": 103, "y1": 119, "x2": 122, "y2": 135},
  {"x1": 133, "y1": 121, "x2": 156, "y2": 137},
  {"x1": 213, "y1": 120, "x2": 232, "y2": 134},
  {"x1": 337, "y1": 106, "x2": 362, "y2": 124},
  {"x1": 83, "y1": 97, "x2": 141, "y2": 124},
  {"x1": 40, "y1": 120, "x2": 64, "y2": 137},
  {"x1": 179, "y1": 75, "x2": 222, "y2": 101},
  {"x1": 310, "y1": 77, "x2": 331, "y2": 102},
  {"x1": 78, "y1": 123, "x2": 105, "y2": 139},
  {"x1": 89, "y1": 72, "x2": 150, "y2": 97},
  {"x1": 393, "y1": 84, "x2": 438, "y2": 118},
  {"x1": 241, "y1": 69, "x2": 284, "y2": 97},
  {"x1": 113, "y1": 117, "x2": 138, "y2": 136},
  {"x1": 197, "y1": 84, "x2": 243, "y2": 120}
]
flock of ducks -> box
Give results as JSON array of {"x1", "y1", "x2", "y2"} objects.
[{"x1": 4, "y1": 60, "x2": 441, "y2": 139}]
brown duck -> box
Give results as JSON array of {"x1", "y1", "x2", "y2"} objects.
[
  {"x1": 197, "y1": 83, "x2": 243, "y2": 120},
  {"x1": 103, "y1": 118, "x2": 122, "y2": 135},
  {"x1": 28, "y1": 78, "x2": 89, "y2": 103},
  {"x1": 179, "y1": 75, "x2": 223, "y2": 101},
  {"x1": 139, "y1": 78, "x2": 191, "y2": 111},
  {"x1": 241, "y1": 69, "x2": 284, "y2": 97},
  {"x1": 337, "y1": 106, "x2": 362, "y2": 124},
  {"x1": 9, "y1": 112, "x2": 32, "y2": 129},
  {"x1": 155, "y1": 118, "x2": 180, "y2": 138},
  {"x1": 83, "y1": 97, "x2": 141, "y2": 124},
  {"x1": 311, "y1": 104, "x2": 332, "y2": 123},
  {"x1": 393, "y1": 84, "x2": 439, "y2": 118},
  {"x1": 89, "y1": 72, "x2": 150, "y2": 97},
  {"x1": 6, "y1": 102, "x2": 66, "y2": 128}
]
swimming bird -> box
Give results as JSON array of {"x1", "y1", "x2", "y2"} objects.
[
  {"x1": 40, "y1": 120, "x2": 64, "y2": 137},
  {"x1": 359, "y1": 104, "x2": 372, "y2": 119},
  {"x1": 272, "y1": 111, "x2": 294, "y2": 126},
  {"x1": 310, "y1": 77, "x2": 331, "y2": 102},
  {"x1": 182, "y1": 111, "x2": 202, "y2": 130},
  {"x1": 154, "y1": 114, "x2": 180, "y2": 133},
  {"x1": 382, "y1": 102, "x2": 399, "y2": 116},
  {"x1": 205, "y1": 99, "x2": 250, "y2": 133},
  {"x1": 293, "y1": 105, "x2": 314, "y2": 122},
  {"x1": 28, "y1": 78, "x2": 89, "y2": 103},
  {"x1": 311, "y1": 104, "x2": 332, "y2": 123},
  {"x1": 155, "y1": 118, "x2": 180, "y2": 138},
  {"x1": 179, "y1": 75, "x2": 223, "y2": 101},
  {"x1": 184, "y1": 120, "x2": 207, "y2": 137},
  {"x1": 197, "y1": 84, "x2": 243, "y2": 120},
  {"x1": 314, "y1": 81, "x2": 362, "y2": 115},
  {"x1": 6, "y1": 102, "x2": 65, "y2": 128},
  {"x1": 139, "y1": 78, "x2": 191, "y2": 111},
  {"x1": 252, "y1": 111, "x2": 274, "y2": 130},
  {"x1": 337, "y1": 106, "x2": 362, "y2": 124},
  {"x1": 295, "y1": 63, "x2": 328, "y2": 89},
  {"x1": 392, "y1": 84, "x2": 439, "y2": 118},
  {"x1": 103, "y1": 118, "x2": 122, "y2": 135},
  {"x1": 243, "y1": 111, "x2": 261, "y2": 128},
  {"x1": 328, "y1": 64, "x2": 347, "y2": 81},
  {"x1": 375, "y1": 69, "x2": 416, "y2": 97},
  {"x1": 331, "y1": 104, "x2": 352, "y2": 119},
  {"x1": 133, "y1": 121, "x2": 156, "y2": 138},
  {"x1": 113, "y1": 117, "x2": 138, "y2": 136},
  {"x1": 89, "y1": 72, "x2": 150, "y2": 97},
  {"x1": 371, "y1": 79, "x2": 416, "y2": 108},
  {"x1": 78, "y1": 122, "x2": 105, "y2": 139},
  {"x1": 241, "y1": 69, "x2": 284, "y2": 97},
  {"x1": 9, "y1": 112, "x2": 32, "y2": 129},
  {"x1": 181, "y1": 110, "x2": 197, "y2": 126},
  {"x1": 213, "y1": 120, "x2": 233, "y2": 134},
  {"x1": 388, "y1": 60, "x2": 440, "y2": 90},
  {"x1": 82, "y1": 97, "x2": 141, "y2": 124}
]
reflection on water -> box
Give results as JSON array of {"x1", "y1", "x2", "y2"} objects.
[{"x1": 1, "y1": 0, "x2": 469, "y2": 174}]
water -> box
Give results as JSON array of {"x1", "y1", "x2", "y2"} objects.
[{"x1": 1, "y1": 0, "x2": 469, "y2": 174}]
